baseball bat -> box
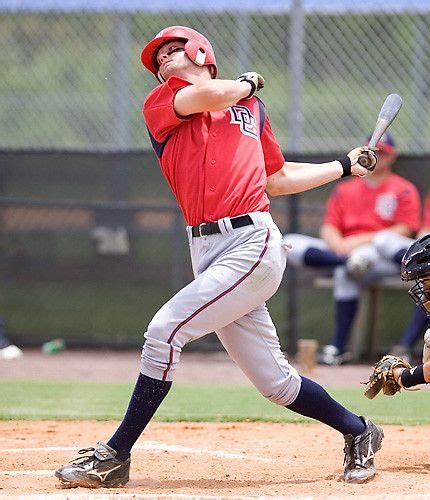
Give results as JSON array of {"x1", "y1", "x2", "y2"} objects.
[{"x1": 358, "y1": 93, "x2": 403, "y2": 168}]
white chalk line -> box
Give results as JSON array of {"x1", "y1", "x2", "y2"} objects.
[
  {"x1": 0, "y1": 494, "x2": 311, "y2": 500},
  {"x1": 0, "y1": 494, "x2": 429, "y2": 500},
  {"x1": 0, "y1": 441, "x2": 274, "y2": 476},
  {"x1": 0, "y1": 495, "x2": 290, "y2": 500},
  {"x1": 1, "y1": 469, "x2": 53, "y2": 476}
]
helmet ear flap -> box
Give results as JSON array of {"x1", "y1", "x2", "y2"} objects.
[{"x1": 184, "y1": 40, "x2": 207, "y2": 66}]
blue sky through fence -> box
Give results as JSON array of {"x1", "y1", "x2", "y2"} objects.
[{"x1": 2, "y1": 0, "x2": 430, "y2": 13}]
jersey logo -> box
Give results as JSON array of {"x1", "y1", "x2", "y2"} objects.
[
  {"x1": 375, "y1": 193, "x2": 397, "y2": 220},
  {"x1": 229, "y1": 105, "x2": 258, "y2": 140}
]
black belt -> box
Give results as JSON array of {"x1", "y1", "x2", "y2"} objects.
[{"x1": 191, "y1": 214, "x2": 253, "y2": 237}]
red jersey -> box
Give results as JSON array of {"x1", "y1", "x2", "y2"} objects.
[
  {"x1": 143, "y1": 76, "x2": 285, "y2": 226},
  {"x1": 324, "y1": 174, "x2": 420, "y2": 237}
]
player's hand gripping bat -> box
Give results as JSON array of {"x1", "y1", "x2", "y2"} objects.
[{"x1": 358, "y1": 93, "x2": 403, "y2": 170}]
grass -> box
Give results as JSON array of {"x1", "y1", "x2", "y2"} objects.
[{"x1": 1, "y1": 379, "x2": 429, "y2": 425}]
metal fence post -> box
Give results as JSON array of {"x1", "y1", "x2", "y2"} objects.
[
  {"x1": 283, "y1": 0, "x2": 305, "y2": 354},
  {"x1": 170, "y1": 207, "x2": 185, "y2": 293},
  {"x1": 235, "y1": 13, "x2": 251, "y2": 72},
  {"x1": 410, "y1": 14, "x2": 430, "y2": 153},
  {"x1": 111, "y1": 13, "x2": 132, "y2": 151},
  {"x1": 285, "y1": 193, "x2": 300, "y2": 355},
  {"x1": 288, "y1": 0, "x2": 305, "y2": 153}
]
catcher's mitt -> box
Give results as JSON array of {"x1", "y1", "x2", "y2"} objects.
[{"x1": 364, "y1": 355, "x2": 411, "y2": 399}]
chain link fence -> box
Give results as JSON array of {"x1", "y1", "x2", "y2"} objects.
[
  {"x1": 0, "y1": 150, "x2": 427, "y2": 354},
  {"x1": 1, "y1": 1, "x2": 430, "y2": 153},
  {"x1": 1, "y1": 1, "x2": 430, "y2": 355}
]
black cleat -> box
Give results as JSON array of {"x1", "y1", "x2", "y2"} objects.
[
  {"x1": 55, "y1": 442, "x2": 130, "y2": 488},
  {"x1": 343, "y1": 417, "x2": 384, "y2": 483}
]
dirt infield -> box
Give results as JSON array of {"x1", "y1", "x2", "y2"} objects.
[
  {"x1": 1, "y1": 421, "x2": 429, "y2": 498},
  {"x1": 1, "y1": 350, "x2": 430, "y2": 498}
]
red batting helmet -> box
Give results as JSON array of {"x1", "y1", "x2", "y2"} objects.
[{"x1": 141, "y1": 26, "x2": 218, "y2": 81}]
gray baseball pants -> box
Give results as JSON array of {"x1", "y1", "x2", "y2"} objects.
[{"x1": 141, "y1": 211, "x2": 301, "y2": 406}]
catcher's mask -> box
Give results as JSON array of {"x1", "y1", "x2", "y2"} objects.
[
  {"x1": 141, "y1": 26, "x2": 217, "y2": 83},
  {"x1": 401, "y1": 234, "x2": 430, "y2": 315}
]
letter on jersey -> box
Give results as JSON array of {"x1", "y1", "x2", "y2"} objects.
[{"x1": 229, "y1": 105, "x2": 258, "y2": 140}]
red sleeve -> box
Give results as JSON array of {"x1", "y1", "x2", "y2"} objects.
[
  {"x1": 394, "y1": 183, "x2": 421, "y2": 232},
  {"x1": 143, "y1": 76, "x2": 192, "y2": 141},
  {"x1": 260, "y1": 114, "x2": 285, "y2": 176},
  {"x1": 323, "y1": 186, "x2": 344, "y2": 231},
  {"x1": 423, "y1": 194, "x2": 430, "y2": 228}
]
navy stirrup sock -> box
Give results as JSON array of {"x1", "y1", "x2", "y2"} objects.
[
  {"x1": 332, "y1": 299, "x2": 359, "y2": 352},
  {"x1": 107, "y1": 373, "x2": 172, "y2": 461},
  {"x1": 303, "y1": 247, "x2": 347, "y2": 267},
  {"x1": 398, "y1": 306, "x2": 429, "y2": 348},
  {"x1": 287, "y1": 376, "x2": 365, "y2": 436}
]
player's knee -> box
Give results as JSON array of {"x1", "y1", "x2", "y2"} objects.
[
  {"x1": 374, "y1": 230, "x2": 411, "y2": 259},
  {"x1": 373, "y1": 230, "x2": 392, "y2": 254},
  {"x1": 146, "y1": 313, "x2": 180, "y2": 345},
  {"x1": 260, "y1": 366, "x2": 301, "y2": 406},
  {"x1": 283, "y1": 233, "x2": 323, "y2": 267},
  {"x1": 146, "y1": 309, "x2": 169, "y2": 340},
  {"x1": 146, "y1": 306, "x2": 194, "y2": 347}
]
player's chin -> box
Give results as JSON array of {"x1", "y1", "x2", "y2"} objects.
[{"x1": 159, "y1": 64, "x2": 176, "y2": 81}]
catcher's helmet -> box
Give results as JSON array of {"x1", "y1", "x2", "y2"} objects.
[
  {"x1": 401, "y1": 234, "x2": 430, "y2": 315},
  {"x1": 141, "y1": 26, "x2": 217, "y2": 82}
]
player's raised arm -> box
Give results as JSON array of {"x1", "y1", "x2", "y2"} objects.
[{"x1": 174, "y1": 78, "x2": 256, "y2": 116}]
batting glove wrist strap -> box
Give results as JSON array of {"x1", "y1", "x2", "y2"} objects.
[
  {"x1": 338, "y1": 156, "x2": 352, "y2": 177},
  {"x1": 238, "y1": 76, "x2": 257, "y2": 98}
]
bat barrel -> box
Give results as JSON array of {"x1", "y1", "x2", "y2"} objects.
[
  {"x1": 367, "y1": 94, "x2": 403, "y2": 150},
  {"x1": 379, "y1": 94, "x2": 403, "y2": 121}
]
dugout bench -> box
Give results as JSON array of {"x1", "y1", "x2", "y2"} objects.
[{"x1": 313, "y1": 275, "x2": 410, "y2": 361}]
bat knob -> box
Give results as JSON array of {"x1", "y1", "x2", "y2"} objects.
[
  {"x1": 357, "y1": 150, "x2": 377, "y2": 171},
  {"x1": 358, "y1": 153, "x2": 371, "y2": 168}
]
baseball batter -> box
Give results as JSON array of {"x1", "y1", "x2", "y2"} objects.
[{"x1": 55, "y1": 26, "x2": 383, "y2": 488}]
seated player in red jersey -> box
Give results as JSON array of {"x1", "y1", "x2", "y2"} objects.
[{"x1": 285, "y1": 133, "x2": 421, "y2": 365}]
